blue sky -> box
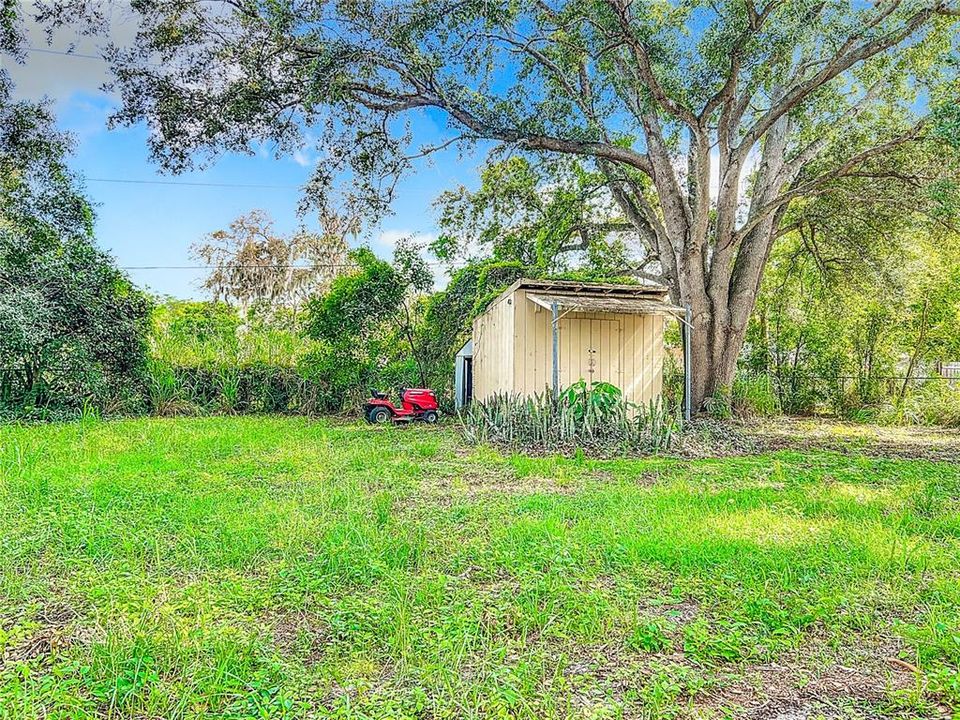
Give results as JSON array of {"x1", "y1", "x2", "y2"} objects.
[{"x1": 4, "y1": 25, "x2": 478, "y2": 297}]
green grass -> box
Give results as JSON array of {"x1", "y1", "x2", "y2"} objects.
[{"x1": 1, "y1": 417, "x2": 958, "y2": 718}]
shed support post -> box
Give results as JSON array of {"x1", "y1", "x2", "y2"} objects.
[
  {"x1": 683, "y1": 306, "x2": 692, "y2": 422},
  {"x1": 551, "y1": 302, "x2": 560, "y2": 399}
]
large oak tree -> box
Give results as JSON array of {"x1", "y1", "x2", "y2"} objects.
[{"x1": 22, "y1": 0, "x2": 960, "y2": 406}]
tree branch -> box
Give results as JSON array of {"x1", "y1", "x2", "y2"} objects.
[
  {"x1": 604, "y1": 0, "x2": 700, "y2": 129},
  {"x1": 735, "y1": 2, "x2": 950, "y2": 162},
  {"x1": 736, "y1": 124, "x2": 925, "y2": 241}
]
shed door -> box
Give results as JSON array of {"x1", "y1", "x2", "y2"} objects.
[{"x1": 558, "y1": 318, "x2": 622, "y2": 390}]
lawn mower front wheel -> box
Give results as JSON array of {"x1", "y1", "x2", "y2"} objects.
[{"x1": 369, "y1": 407, "x2": 392, "y2": 424}]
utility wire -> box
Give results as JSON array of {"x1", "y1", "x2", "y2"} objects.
[
  {"x1": 20, "y1": 51, "x2": 305, "y2": 191},
  {"x1": 24, "y1": 47, "x2": 103, "y2": 60},
  {"x1": 122, "y1": 262, "x2": 444, "y2": 269}
]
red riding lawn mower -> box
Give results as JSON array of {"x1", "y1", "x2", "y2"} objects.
[{"x1": 364, "y1": 388, "x2": 440, "y2": 424}]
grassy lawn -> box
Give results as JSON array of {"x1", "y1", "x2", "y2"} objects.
[{"x1": 1, "y1": 417, "x2": 958, "y2": 719}]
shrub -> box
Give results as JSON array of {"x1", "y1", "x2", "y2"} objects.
[
  {"x1": 703, "y1": 385, "x2": 733, "y2": 420},
  {"x1": 0, "y1": 80, "x2": 152, "y2": 417},
  {"x1": 150, "y1": 300, "x2": 314, "y2": 367},
  {"x1": 732, "y1": 373, "x2": 781, "y2": 417},
  {"x1": 460, "y1": 381, "x2": 681, "y2": 455},
  {"x1": 877, "y1": 381, "x2": 960, "y2": 427},
  {"x1": 0, "y1": 232, "x2": 152, "y2": 416},
  {"x1": 145, "y1": 361, "x2": 326, "y2": 416}
]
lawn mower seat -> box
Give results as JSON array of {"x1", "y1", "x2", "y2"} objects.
[{"x1": 370, "y1": 389, "x2": 387, "y2": 400}]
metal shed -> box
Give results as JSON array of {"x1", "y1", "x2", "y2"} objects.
[{"x1": 468, "y1": 278, "x2": 687, "y2": 411}]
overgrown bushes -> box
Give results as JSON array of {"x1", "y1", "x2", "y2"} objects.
[
  {"x1": 0, "y1": 81, "x2": 152, "y2": 420},
  {"x1": 0, "y1": 219, "x2": 152, "y2": 421},
  {"x1": 728, "y1": 369, "x2": 960, "y2": 427},
  {"x1": 875, "y1": 381, "x2": 960, "y2": 427},
  {"x1": 460, "y1": 381, "x2": 681, "y2": 454},
  {"x1": 146, "y1": 360, "x2": 326, "y2": 416},
  {"x1": 146, "y1": 298, "x2": 426, "y2": 416}
]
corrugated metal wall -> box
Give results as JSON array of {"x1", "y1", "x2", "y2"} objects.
[
  {"x1": 507, "y1": 289, "x2": 664, "y2": 405},
  {"x1": 472, "y1": 292, "x2": 516, "y2": 399}
]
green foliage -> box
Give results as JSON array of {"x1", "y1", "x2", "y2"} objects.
[
  {"x1": 460, "y1": 380, "x2": 680, "y2": 455},
  {"x1": 147, "y1": 248, "x2": 437, "y2": 415},
  {"x1": 296, "y1": 343, "x2": 375, "y2": 413},
  {"x1": 145, "y1": 300, "x2": 327, "y2": 415},
  {"x1": 300, "y1": 245, "x2": 434, "y2": 410},
  {"x1": 703, "y1": 386, "x2": 733, "y2": 421},
  {"x1": 745, "y1": 226, "x2": 960, "y2": 419},
  {"x1": 304, "y1": 248, "x2": 405, "y2": 344},
  {"x1": 146, "y1": 360, "x2": 325, "y2": 416},
  {"x1": 0, "y1": 233, "x2": 152, "y2": 417},
  {"x1": 433, "y1": 157, "x2": 631, "y2": 276},
  {"x1": 0, "y1": 79, "x2": 151, "y2": 418},
  {"x1": 150, "y1": 300, "x2": 313, "y2": 367},
  {"x1": 626, "y1": 620, "x2": 672, "y2": 654},
  {"x1": 732, "y1": 374, "x2": 781, "y2": 417},
  {"x1": 932, "y1": 94, "x2": 960, "y2": 150},
  {"x1": 876, "y1": 382, "x2": 960, "y2": 428}
]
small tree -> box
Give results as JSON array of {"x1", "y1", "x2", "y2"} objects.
[
  {"x1": 192, "y1": 209, "x2": 353, "y2": 319},
  {"x1": 303, "y1": 245, "x2": 433, "y2": 407}
]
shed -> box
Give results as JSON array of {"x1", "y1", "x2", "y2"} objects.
[{"x1": 464, "y1": 278, "x2": 687, "y2": 411}]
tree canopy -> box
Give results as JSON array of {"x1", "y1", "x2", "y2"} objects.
[{"x1": 191, "y1": 209, "x2": 353, "y2": 318}]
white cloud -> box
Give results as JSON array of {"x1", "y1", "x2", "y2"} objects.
[
  {"x1": 5, "y1": 4, "x2": 142, "y2": 105},
  {"x1": 291, "y1": 148, "x2": 311, "y2": 167},
  {"x1": 370, "y1": 228, "x2": 410, "y2": 256}
]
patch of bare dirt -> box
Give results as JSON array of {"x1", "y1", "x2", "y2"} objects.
[
  {"x1": 639, "y1": 598, "x2": 700, "y2": 626},
  {"x1": 506, "y1": 616, "x2": 951, "y2": 719},
  {"x1": 742, "y1": 417, "x2": 960, "y2": 462},
  {"x1": 673, "y1": 419, "x2": 765, "y2": 458},
  {"x1": 667, "y1": 417, "x2": 960, "y2": 462},
  {"x1": 397, "y1": 465, "x2": 582, "y2": 513},
  {"x1": 698, "y1": 639, "x2": 951, "y2": 719},
  {"x1": 1, "y1": 601, "x2": 77, "y2": 667},
  {"x1": 264, "y1": 609, "x2": 330, "y2": 664}
]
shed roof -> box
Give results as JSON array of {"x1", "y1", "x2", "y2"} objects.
[
  {"x1": 486, "y1": 278, "x2": 681, "y2": 317},
  {"x1": 456, "y1": 339, "x2": 473, "y2": 358},
  {"x1": 500, "y1": 278, "x2": 669, "y2": 300},
  {"x1": 527, "y1": 292, "x2": 685, "y2": 317}
]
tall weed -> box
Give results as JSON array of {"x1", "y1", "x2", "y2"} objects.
[{"x1": 878, "y1": 381, "x2": 960, "y2": 427}]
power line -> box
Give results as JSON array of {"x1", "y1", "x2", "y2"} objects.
[
  {"x1": 25, "y1": 47, "x2": 104, "y2": 60},
  {"x1": 88, "y1": 177, "x2": 302, "y2": 189},
  {"x1": 122, "y1": 262, "x2": 444, "y2": 269}
]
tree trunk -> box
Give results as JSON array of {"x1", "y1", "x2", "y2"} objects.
[
  {"x1": 685, "y1": 308, "x2": 748, "y2": 410},
  {"x1": 898, "y1": 298, "x2": 930, "y2": 403}
]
